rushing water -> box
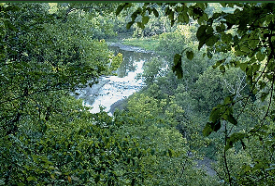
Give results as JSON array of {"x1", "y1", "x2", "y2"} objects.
[{"x1": 75, "y1": 44, "x2": 155, "y2": 115}]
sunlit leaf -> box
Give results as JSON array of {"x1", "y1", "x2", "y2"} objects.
[{"x1": 142, "y1": 16, "x2": 149, "y2": 24}]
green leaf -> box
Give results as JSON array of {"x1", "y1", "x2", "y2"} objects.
[
  {"x1": 198, "y1": 13, "x2": 208, "y2": 25},
  {"x1": 178, "y1": 12, "x2": 189, "y2": 23},
  {"x1": 207, "y1": 51, "x2": 213, "y2": 59},
  {"x1": 150, "y1": 149, "x2": 155, "y2": 155},
  {"x1": 168, "y1": 149, "x2": 174, "y2": 157},
  {"x1": 131, "y1": 11, "x2": 138, "y2": 21},
  {"x1": 152, "y1": 8, "x2": 159, "y2": 17},
  {"x1": 142, "y1": 16, "x2": 149, "y2": 24},
  {"x1": 240, "y1": 45, "x2": 251, "y2": 53},
  {"x1": 95, "y1": 175, "x2": 100, "y2": 183},
  {"x1": 42, "y1": 124, "x2": 47, "y2": 133},
  {"x1": 168, "y1": 12, "x2": 175, "y2": 26},
  {"x1": 260, "y1": 92, "x2": 269, "y2": 102},
  {"x1": 256, "y1": 51, "x2": 265, "y2": 61},
  {"x1": 198, "y1": 40, "x2": 205, "y2": 50},
  {"x1": 203, "y1": 122, "x2": 213, "y2": 136},
  {"x1": 172, "y1": 54, "x2": 183, "y2": 79},
  {"x1": 126, "y1": 21, "x2": 134, "y2": 29},
  {"x1": 197, "y1": 26, "x2": 216, "y2": 49},
  {"x1": 75, "y1": 150, "x2": 82, "y2": 158},
  {"x1": 224, "y1": 95, "x2": 233, "y2": 104},
  {"x1": 213, "y1": 59, "x2": 225, "y2": 69},
  {"x1": 221, "y1": 33, "x2": 232, "y2": 44},
  {"x1": 219, "y1": 65, "x2": 225, "y2": 73},
  {"x1": 178, "y1": 13, "x2": 184, "y2": 23},
  {"x1": 259, "y1": 81, "x2": 267, "y2": 89},
  {"x1": 27, "y1": 176, "x2": 37, "y2": 182},
  {"x1": 213, "y1": 121, "x2": 221, "y2": 132},
  {"x1": 225, "y1": 132, "x2": 246, "y2": 151},
  {"x1": 216, "y1": 24, "x2": 226, "y2": 33},
  {"x1": 227, "y1": 114, "x2": 237, "y2": 125},
  {"x1": 137, "y1": 22, "x2": 145, "y2": 29},
  {"x1": 116, "y1": 4, "x2": 125, "y2": 16},
  {"x1": 230, "y1": 60, "x2": 240, "y2": 67},
  {"x1": 196, "y1": 25, "x2": 207, "y2": 39},
  {"x1": 239, "y1": 63, "x2": 248, "y2": 71},
  {"x1": 186, "y1": 51, "x2": 194, "y2": 60},
  {"x1": 220, "y1": 3, "x2": 227, "y2": 7},
  {"x1": 248, "y1": 38, "x2": 259, "y2": 49},
  {"x1": 183, "y1": 12, "x2": 189, "y2": 23},
  {"x1": 205, "y1": 35, "x2": 219, "y2": 46},
  {"x1": 210, "y1": 107, "x2": 221, "y2": 123},
  {"x1": 205, "y1": 26, "x2": 214, "y2": 35}
]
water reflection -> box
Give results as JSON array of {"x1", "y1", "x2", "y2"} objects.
[
  {"x1": 109, "y1": 46, "x2": 154, "y2": 78},
  {"x1": 76, "y1": 45, "x2": 156, "y2": 115}
]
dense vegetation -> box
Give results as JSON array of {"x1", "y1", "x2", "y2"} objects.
[{"x1": 1, "y1": 2, "x2": 275, "y2": 186}]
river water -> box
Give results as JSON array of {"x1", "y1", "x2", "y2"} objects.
[
  {"x1": 75, "y1": 43, "x2": 155, "y2": 115},
  {"x1": 74, "y1": 43, "x2": 217, "y2": 176}
]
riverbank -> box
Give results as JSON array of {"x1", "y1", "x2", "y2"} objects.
[
  {"x1": 106, "y1": 33, "x2": 160, "y2": 52},
  {"x1": 109, "y1": 98, "x2": 128, "y2": 114},
  {"x1": 107, "y1": 42, "x2": 155, "y2": 54},
  {"x1": 121, "y1": 37, "x2": 159, "y2": 51}
]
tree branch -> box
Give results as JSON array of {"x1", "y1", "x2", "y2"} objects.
[{"x1": 224, "y1": 122, "x2": 232, "y2": 186}]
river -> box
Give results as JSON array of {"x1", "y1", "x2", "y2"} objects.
[
  {"x1": 74, "y1": 43, "x2": 156, "y2": 116},
  {"x1": 73, "y1": 42, "x2": 217, "y2": 176}
]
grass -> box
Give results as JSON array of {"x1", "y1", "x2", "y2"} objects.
[
  {"x1": 105, "y1": 32, "x2": 133, "y2": 43},
  {"x1": 105, "y1": 32, "x2": 160, "y2": 51},
  {"x1": 121, "y1": 37, "x2": 160, "y2": 51}
]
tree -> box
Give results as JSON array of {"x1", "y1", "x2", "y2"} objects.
[
  {"x1": 117, "y1": 2, "x2": 275, "y2": 185},
  {"x1": 0, "y1": 3, "x2": 128, "y2": 185},
  {"x1": 2, "y1": 3, "x2": 213, "y2": 185},
  {"x1": 137, "y1": 57, "x2": 163, "y2": 86},
  {"x1": 0, "y1": 3, "x2": 111, "y2": 137},
  {"x1": 123, "y1": 91, "x2": 218, "y2": 185}
]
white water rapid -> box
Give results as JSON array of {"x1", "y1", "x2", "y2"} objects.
[
  {"x1": 86, "y1": 60, "x2": 145, "y2": 115},
  {"x1": 74, "y1": 44, "x2": 154, "y2": 116}
]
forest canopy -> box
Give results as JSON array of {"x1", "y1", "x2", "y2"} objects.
[{"x1": 1, "y1": 2, "x2": 275, "y2": 186}]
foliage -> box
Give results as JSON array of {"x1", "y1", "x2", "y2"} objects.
[
  {"x1": 124, "y1": 91, "x2": 219, "y2": 185},
  {"x1": 156, "y1": 25, "x2": 197, "y2": 60},
  {"x1": 0, "y1": 3, "x2": 152, "y2": 185},
  {"x1": 0, "y1": 2, "x2": 115, "y2": 184},
  {"x1": 137, "y1": 57, "x2": 164, "y2": 86},
  {"x1": 110, "y1": 53, "x2": 123, "y2": 74},
  {"x1": 0, "y1": 3, "x2": 219, "y2": 185},
  {"x1": 117, "y1": 2, "x2": 275, "y2": 185},
  {"x1": 3, "y1": 2, "x2": 275, "y2": 185},
  {"x1": 56, "y1": 3, "x2": 117, "y2": 40}
]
